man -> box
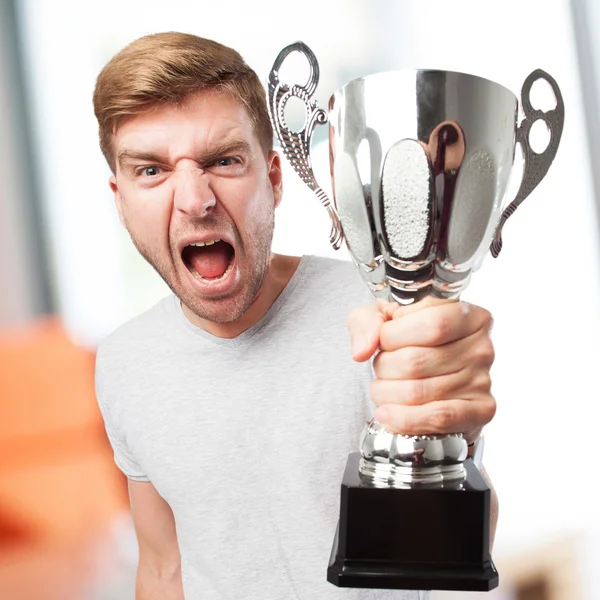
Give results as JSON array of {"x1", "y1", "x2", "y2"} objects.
[{"x1": 93, "y1": 32, "x2": 497, "y2": 600}]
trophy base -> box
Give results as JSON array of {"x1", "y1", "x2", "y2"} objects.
[{"x1": 327, "y1": 453, "x2": 498, "y2": 591}]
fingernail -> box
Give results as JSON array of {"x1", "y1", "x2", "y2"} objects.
[
  {"x1": 352, "y1": 333, "x2": 366, "y2": 358},
  {"x1": 374, "y1": 407, "x2": 389, "y2": 424}
]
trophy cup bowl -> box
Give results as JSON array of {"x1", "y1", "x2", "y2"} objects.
[{"x1": 267, "y1": 41, "x2": 564, "y2": 591}]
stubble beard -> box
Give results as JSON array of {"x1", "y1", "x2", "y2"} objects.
[{"x1": 128, "y1": 210, "x2": 275, "y2": 325}]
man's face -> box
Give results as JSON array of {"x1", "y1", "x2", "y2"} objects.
[{"x1": 110, "y1": 91, "x2": 282, "y2": 324}]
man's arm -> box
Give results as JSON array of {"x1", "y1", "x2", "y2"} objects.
[
  {"x1": 129, "y1": 480, "x2": 184, "y2": 600},
  {"x1": 480, "y1": 466, "x2": 499, "y2": 550}
]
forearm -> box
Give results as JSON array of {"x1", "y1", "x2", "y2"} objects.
[
  {"x1": 135, "y1": 564, "x2": 184, "y2": 600},
  {"x1": 479, "y1": 465, "x2": 499, "y2": 551}
]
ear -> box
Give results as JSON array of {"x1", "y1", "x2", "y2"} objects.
[
  {"x1": 109, "y1": 175, "x2": 126, "y2": 228},
  {"x1": 267, "y1": 151, "x2": 283, "y2": 208}
]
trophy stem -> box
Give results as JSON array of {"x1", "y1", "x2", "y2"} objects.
[
  {"x1": 358, "y1": 419, "x2": 468, "y2": 487},
  {"x1": 358, "y1": 458, "x2": 466, "y2": 488}
]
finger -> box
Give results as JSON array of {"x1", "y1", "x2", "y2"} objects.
[
  {"x1": 372, "y1": 396, "x2": 497, "y2": 436},
  {"x1": 346, "y1": 299, "x2": 396, "y2": 362},
  {"x1": 380, "y1": 301, "x2": 493, "y2": 350},
  {"x1": 390, "y1": 295, "x2": 454, "y2": 319},
  {"x1": 373, "y1": 329, "x2": 495, "y2": 380},
  {"x1": 370, "y1": 367, "x2": 491, "y2": 407}
]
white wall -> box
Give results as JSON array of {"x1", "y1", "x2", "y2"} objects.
[
  {"x1": 0, "y1": 2, "x2": 43, "y2": 328},
  {"x1": 15, "y1": 0, "x2": 600, "y2": 596},
  {"x1": 378, "y1": 1, "x2": 600, "y2": 595}
]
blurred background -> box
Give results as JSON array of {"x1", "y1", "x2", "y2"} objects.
[{"x1": 1, "y1": 0, "x2": 600, "y2": 598}]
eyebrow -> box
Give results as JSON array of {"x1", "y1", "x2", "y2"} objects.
[
  {"x1": 117, "y1": 140, "x2": 254, "y2": 171},
  {"x1": 200, "y1": 140, "x2": 253, "y2": 165},
  {"x1": 117, "y1": 149, "x2": 166, "y2": 171}
]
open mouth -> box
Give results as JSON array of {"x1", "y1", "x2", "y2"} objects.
[{"x1": 181, "y1": 239, "x2": 235, "y2": 282}]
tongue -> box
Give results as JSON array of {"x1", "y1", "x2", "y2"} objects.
[{"x1": 188, "y1": 244, "x2": 230, "y2": 279}]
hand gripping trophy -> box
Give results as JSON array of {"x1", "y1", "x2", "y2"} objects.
[{"x1": 267, "y1": 42, "x2": 564, "y2": 591}]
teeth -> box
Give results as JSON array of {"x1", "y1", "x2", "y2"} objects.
[{"x1": 189, "y1": 239, "x2": 220, "y2": 247}]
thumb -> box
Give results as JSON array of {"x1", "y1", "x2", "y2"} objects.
[
  {"x1": 347, "y1": 299, "x2": 396, "y2": 362},
  {"x1": 391, "y1": 295, "x2": 454, "y2": 320}
]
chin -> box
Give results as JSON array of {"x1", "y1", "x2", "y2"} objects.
[{"x1": 182, "y1": 291, "x2": 252, "y2": 325}]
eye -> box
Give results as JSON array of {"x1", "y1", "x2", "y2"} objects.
[
  {"x1": 136, "y1": 166, "x2": 162, "y2": 177},
  {"x1": 216, "y1": 157, "x2": 236, "y2": 167}
]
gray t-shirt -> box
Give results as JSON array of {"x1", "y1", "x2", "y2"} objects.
[{"x1": 96, "y1": 255, "x2": 427, "y2": 600}]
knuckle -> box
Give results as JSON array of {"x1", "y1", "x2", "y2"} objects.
[
  {"x1": 482, "y1": 396, "x2": 497, "y2": 423},
  {"x1": 484, "y1": 338, "x2": 496, "y2": 364},
  {"x1": 471, "y1": 303, "x2": 492, "y2": 322},
  {"x1": 483, "y1": 308, "x2": 494, "y2": 330},
  {"x1": 403, "y1": 347, "x2": 428, "y2": 379},
  {"x1": 477, "y1": 306, "x2": 493, "y2": 324},
  {"x1": 475, "y1": 370, "x2": 493, "y2": 393},
  {"x1": 430, "y1": 403, "x2": 455, "y2": 431},
  {"x1": 406, "y1": 379, "x2": 427, "y2": 405},
  {"x1": 377, "y1": 298, "x2": 397, "y2": 318},
  {"x1": 430, "y1": 314, "x2": 451, "y2": 344},
  {"x1": 472, "y1": 334, "x2": 495, "y2": 366},
  {"x1": 477, "y1": 306, "x2": 495, "y2": 336}
]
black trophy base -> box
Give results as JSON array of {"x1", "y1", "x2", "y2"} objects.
[{"x1": 327, "y1": 453, "x2": 498, "y2": 591}]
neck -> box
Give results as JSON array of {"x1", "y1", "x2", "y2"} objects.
[{"x1": 181, "y1": 253, "x2": 302, "y2": 338}]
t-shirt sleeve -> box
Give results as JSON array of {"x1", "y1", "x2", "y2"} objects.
[{"x1": 95, "y1": 346, "x2": 150, "y2": 482}]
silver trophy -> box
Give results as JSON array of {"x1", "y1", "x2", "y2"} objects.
[{"x1": 268, "y1": 42, "x2": 564, "y2": 591}]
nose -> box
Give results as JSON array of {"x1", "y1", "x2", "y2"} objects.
[{"x1": 173, "y1": 166, "x2": 216, "y2": 217}]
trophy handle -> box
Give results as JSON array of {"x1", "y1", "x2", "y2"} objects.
[
  {"x1": 268, "y1": 41, "x2": 344, "y2": 250},
  {"x1": 490, "y1": 70, "x2": 565, "y2": 258}
]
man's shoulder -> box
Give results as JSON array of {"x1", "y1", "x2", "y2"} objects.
[
  {"x1": 303, "y1": 254, "x2": 372, "y2": 301},
  {"x1": 96, "y1": 294, "x2": 175, "y2": 367},
  {"x1": 306, "y1": 254, "x2": 356, "y2": 273},
  {"x1": 305, "y1": 254, "x2": 363, "y2": 283}
]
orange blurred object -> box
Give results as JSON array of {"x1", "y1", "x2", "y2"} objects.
[
  {"x1": 0, "y1": 317, "x2": 129, "y2": 597},
  {"x1": 0, "y1": 540, "x2": 103, "y2": 600}
]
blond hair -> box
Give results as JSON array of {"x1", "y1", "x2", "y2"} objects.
[{"x1": 93, "y1": 32, "x2": 273, "y2": 172}]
